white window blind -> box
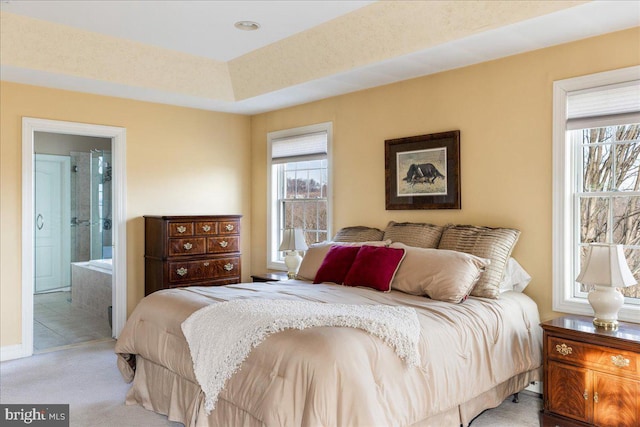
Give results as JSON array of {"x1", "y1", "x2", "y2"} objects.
[
  {"x1": 271, "y1": 131, "x2": 327, "y2": 164},
  {"x1": 567, "y1": 80, "x2": 640, "y2": 130}
]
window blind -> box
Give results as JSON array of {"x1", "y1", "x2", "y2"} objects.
[
  {"x1": 271, "y1": 131, "x2": 327, "y2": 164},
  {"x1": 567, "y1": 80, "x2": 640, "y2": 130}
]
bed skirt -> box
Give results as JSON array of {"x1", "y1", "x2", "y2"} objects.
[{"x1": 125, "y1": 355, "x2": 541, "y2": 427}]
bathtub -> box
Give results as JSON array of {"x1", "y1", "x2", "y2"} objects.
[
  {"x1": 71, "y1": 259, "x2": 113, "y2": 324},
  {"x1": 88, "y1": 258, "x2": 112, "y2": 271}
]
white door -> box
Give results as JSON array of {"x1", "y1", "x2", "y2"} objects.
[{"x1": 35, "y1": 154, "x2": 71, "y2": 293}]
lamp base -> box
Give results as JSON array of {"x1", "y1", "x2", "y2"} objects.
[
  {"x1": 593, "y1": 318, "x2": 619, "y2": 330},
  {"x1": 588, "y1": 285, "x2": 625, "y2": 331},
  {"x1": 283, "y1": 251, "x2": 302, "y2": 280}
]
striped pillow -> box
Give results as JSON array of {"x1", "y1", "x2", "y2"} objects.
[
  {"x1": 333, "y1": 226, "x2": 384, "y2": 242},
  {"x1": 383, "y1": 221, "x2": 444, "y2": 248},
  {"x1": 438, "y1": 225, "x2": 520, "y2": 299}
]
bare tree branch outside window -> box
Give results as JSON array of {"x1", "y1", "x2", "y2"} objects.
[{"x1": 578, "y1": 124, "x2": 640, "y2": 300}]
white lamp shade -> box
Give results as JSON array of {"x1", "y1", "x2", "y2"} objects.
[
  {"x1": 576, "y1": 243, "x2": 637, "y2": 288},
  {"x1": 278, "y1": 229, "x2": 309, "y2": 252}
]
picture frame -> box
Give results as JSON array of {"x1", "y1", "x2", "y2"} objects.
[{"x1": 385, "y1": 130, "x2": 460, "y2": 210}]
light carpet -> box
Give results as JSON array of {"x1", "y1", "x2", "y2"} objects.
[{"x1": 0, "y1": 340, "x2": 541, "y2": 426}]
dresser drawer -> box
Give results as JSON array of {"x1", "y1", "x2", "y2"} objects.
[
  {"x1": 168, "y1": 257, "x2": 240, "y2": 283},
  {"x1": 207, "y1": 236, "x2": 239, "y2": 253},
  {"x1": 168, "y1": 237, "x2": 206, "y2": 256},
  {"x1": 219, "y1": 220, "x2": 240, "y2": 235},
  {"x1": 547, "y1": 335, "x2": 639, "y2": 379},
  {"x1": 209, "y1": 256, "x2": 240, "y2": 278},
  {"x1": 194, "y1": 221, "x2": 218, "y2": 235},
  {"x1": 169, "y1": 222, "x2": 194, "y2": 237},
  {"x1": 169, "y1": 259, "x2": 209, "y2": 282}
]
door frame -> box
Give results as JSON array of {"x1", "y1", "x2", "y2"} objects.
[{"x1": 21, "y1": 117, "x2": 127, "y2": 358}]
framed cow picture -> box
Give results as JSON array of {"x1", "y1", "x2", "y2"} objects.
[{"x1": 385, "y1": 130, "x2": 460, "y2": 210}]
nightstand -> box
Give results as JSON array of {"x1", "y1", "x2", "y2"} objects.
[
  {"x1": 250, "y1": 272, "x2": 289, "y2": 283},
  {"x1": 540, "y1": 315, "x2": 640, "y2": 427}
]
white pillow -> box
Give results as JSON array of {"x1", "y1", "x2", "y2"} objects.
[{"x1": 499, "y1": 258, "x2": 531, "y2": 293}]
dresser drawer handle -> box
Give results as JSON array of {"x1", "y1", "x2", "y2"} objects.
[
  {"x1": 203, "y1": 262, "x2": 209, "y2": 267},
  {"x1": 176, "y1": 226, "x2": 187, "y2": 234},
  {"x1": 583, "y1": 390, "x2": 588, "y2": 400},
  {"x1": 555, "y1": 343, "x2": 572, "y2": 356},
  {"x1": 183, "y1": 242, "x2": 193, "y2": 250},
  {"x1": 594, "y1": 392, "x2": 599, "y2": 403},
  {"x1": 225, "y1": 224, "x2": 234, "y2": 231},
  {"x1": 224, "y1": 263, "x2": 234, "y2": 271},
  {"x1": 611, "y1": 355, "x2": 630, "y2": 368},
  {"x1": 219, "y1": 241, "x2": 228, "y2": 248},
  {"x1": 202, "y1": 225, "x2": 211, "y2": 232},
  {"x1": 176, "y1": 267, "x2": 188, "y2": 277}
]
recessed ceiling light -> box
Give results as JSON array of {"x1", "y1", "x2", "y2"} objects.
[{"x1": 234, "y1": 21, "x2": 260, "y2": 31}]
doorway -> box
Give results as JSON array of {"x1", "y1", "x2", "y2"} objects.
[
  {"x1": 20, "y1": 118, "x2": 127, "y2": 359},
  {"x1": 34, "y1": 134, "x2": 113, "y2": 351}
]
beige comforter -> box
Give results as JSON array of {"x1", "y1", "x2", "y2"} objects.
[{"x1": 115, "y1": 281, "x2": 542, "y2": 426}]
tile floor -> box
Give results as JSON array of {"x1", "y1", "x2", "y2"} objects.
[{"x1": 34, "y1": 291, "x2": 113, "y2": 352}]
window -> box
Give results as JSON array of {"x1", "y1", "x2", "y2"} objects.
[
  {"x1": 267, "y1": 123, "x2": 332, "y2": 269},
  {"x1": 553, "y1": 66, "x2": 640, "y2": 322}
]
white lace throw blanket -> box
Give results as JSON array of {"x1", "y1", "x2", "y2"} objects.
[{"x1": 181, "y1": 299, "x2": 421, "y2": 413}]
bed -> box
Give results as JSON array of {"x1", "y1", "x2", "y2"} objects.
[{"x1": 115, "y1": 222, "x2": 543, "y2": 427}]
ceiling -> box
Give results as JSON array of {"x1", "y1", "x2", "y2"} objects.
[{"x1": 1, "y1": 1, "x2": 639, "y2": 115}]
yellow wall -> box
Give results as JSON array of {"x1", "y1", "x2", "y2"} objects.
[
  {"x1": 2, "y1": 28, "x2": 639, "y2": 348},
  {"x1": 0, "y1": 82, "x2": 251, "y2": 346},
  {"x1": 250, "y1": 28, "x2": 640, "y2": 322}
]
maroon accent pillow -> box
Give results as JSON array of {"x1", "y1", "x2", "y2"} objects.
[
  {"x1": 344, "y1": 246, "x2": 406, "y2": 292},
  {"x1": 313, "y1": 245, "x2": 361, "y2": 284}
]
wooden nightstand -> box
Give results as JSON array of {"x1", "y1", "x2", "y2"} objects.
[
  {"x1": 540, "y1": 315, "x2": 640, "y2": 427},
  {"x1": 250, "y1": 272, "x2": 289, "y2": 283}
]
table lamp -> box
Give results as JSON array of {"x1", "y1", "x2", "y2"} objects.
[
  {"x1": 279, "y1": 228, "x2": 308, "y2": 279},
  {"x1": 576, "y1": 243, "x2": 637, "y2": 330}
]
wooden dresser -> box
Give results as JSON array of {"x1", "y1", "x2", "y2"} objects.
[
  {"x1": 541, "y1": 315, "x2": 640, "y2": 427},
  {"x1": 144, "y1": 215, "x2": 241, "y2": 295}
]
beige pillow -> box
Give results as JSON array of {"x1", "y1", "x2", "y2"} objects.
[
  {"x1": 333, "y1": 226, "x2": 384, "y2": 242},
  {"x1": 390, "y1": 243, "x2": 490, "y2": 303},
  {"x1": 383, "y1": 221, "x2": 444, "y2": 248},
  {"x1": 296, "y1": 240, "x2": 390, "y2": 281},
  {"x1": 437, "y1": 225, "x2": 520, "y2": 299}
]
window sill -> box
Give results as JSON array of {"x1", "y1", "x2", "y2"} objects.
[
  {"x1": 266, "y1": 260, "x2": 286, "y2": 271},
  {"x1": 553, "y1": 295, "x2": 640, "y2": 324}
]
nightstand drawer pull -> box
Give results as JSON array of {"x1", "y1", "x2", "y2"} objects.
[
  {"x1": 176, "y1": 267, "x2": 188, "y2": 276},
  {"x1": 219, "y1": 240, "x2": 228, "y2": 248},
  {"x1": 555, "y1": 343, "x2": 572, "y2": 356},
  {"x1": 611, "y1": 355, "x2": 630, "y2": 368},
  {"x1": 202, "y1": 225, "x2": 211, "y2": 232},
  {"x1": 183, "y1": 242, "x2": 193, "y2": 250},
  {"x1": 583, "y1": 390, "x2": 588, "y2": 400},
  {"x1": 203, "y1": 262, "x2": 209, "y2": 266},
  {"x1": 177, "y1": 226, "x2": 187, "y2": 234},
  {"x1": 224, "y1": 263, "x2": 234, "y2": 271},
  {"x1": 593, "y1": 392, "x2": 599, "y2": 403},
  {"x1": 225, "y1": 224, "x2": 234, "y2": 231}
]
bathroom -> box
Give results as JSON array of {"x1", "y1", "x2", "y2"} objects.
[{"x1": 34, "y1": 132, "x2": 114, "y2": 352}]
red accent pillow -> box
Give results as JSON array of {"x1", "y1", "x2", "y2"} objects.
[
  {"x1": 344, "y1": 246, "x2": 406, "y2": 292},
  {"x1": 313, "y1": 245, "x2": 361, "y2": 284}
]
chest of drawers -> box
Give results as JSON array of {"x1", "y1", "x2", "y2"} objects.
[
  {"x1": 541, "y1": 315, "x2": 640, "y2": 427},
  {"x1": 144, "y1": 215, "x2": 242, "y2": 295}
]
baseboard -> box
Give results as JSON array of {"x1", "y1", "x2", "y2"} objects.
[
  {"x1": 0, "y1": 343, "x2": 30, "y2": 362},
  {"x1": 525, "y1": 380, "x2": 542, "y2": 395}
]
